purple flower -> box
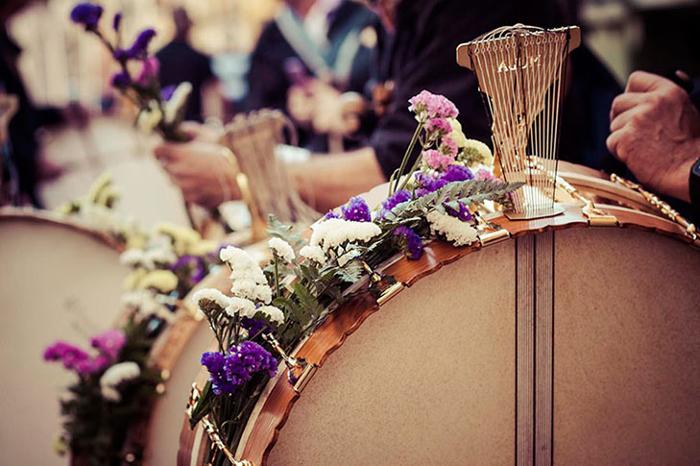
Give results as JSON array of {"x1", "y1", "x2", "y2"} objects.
[
  {"x1": 116, "y1": 28, "x2": 157, "y2": 60},
  {"x1": 111, "y1": 71, "x2": 131, "y2": 90},
  {"x1": 241, "y1": 317, "x2": 268, "y2": 336},
  {"x1": 112, "y1": 12, "x2": 122, "y2": 32},
  {"x1": 90, "y1": 329, "x2": 126, "y2": 361},
  {"x1": 172, "y1": 254, "x2": 207, "y2": 284},
  {"x1": 324, "y1": 210, "x2": 340, "y2": 220},
  {"x1": 414, "y1": 172, "x2": 448, "y2": 197},
  {"x1": 70, "y1": 3, "x2": 103, "y2": 30},
  {"x1": 341, "y1": 196, "x2": 371, "y2": 222},
  {"x1": 161, "y1": 85, "x2": 176, "y2": 101},
  {"x1": 136, "y1": 57, "x2": 160, "y2": 85},
  {"x1": 444, "y1": 201, "x2": 473, "y2": 222},
  {"x1": 201, "y1": 342, "x2": 278, "y2": 395},
  {"x1": 380, "y1": 190, "x2": 411, "y2": 217},
  {"x1": 43, "y1": 341, "x2": 104, "y2": 375},
  {"x1": 393, "y1": 226, "x2": 423, "y2": 260},
  {"x1": 441, "y1": 164, "x2": 474, "y2": 183},
  {"x1": 408, "y1": 90, "x2": 458, "y2": 120}
]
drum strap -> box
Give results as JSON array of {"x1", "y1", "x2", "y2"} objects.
[{"x1": 515, "y1": 231, "x2": 555, "y2": 466}]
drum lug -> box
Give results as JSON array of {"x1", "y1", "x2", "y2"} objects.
[
  {"x1": 362, "y1": 261, "x2": 405, "y2": 305},
  {"x1": 478, "y1": 227, "x2": 511, "y2": 246},
  {"x1": 292, "y1": 363, "x2": 318, "y2": 394}
]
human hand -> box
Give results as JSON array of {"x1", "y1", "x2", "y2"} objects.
[
  {"x1": 153, "y1": 138, "x2": 240, "y2": 208},
  {"x1": 607, "y1": 71, "x2": 700, "y2": 202}
]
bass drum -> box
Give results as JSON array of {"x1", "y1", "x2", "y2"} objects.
[
  {"x1": 179, "y1": 166, "x2": 700, "y2": 466},
  {"x1": 0, "y1": 209, "x2": 128, "y2": 466}
]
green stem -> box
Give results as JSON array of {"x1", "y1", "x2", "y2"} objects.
[{"x1": 390, "y1": 123, "x2": 423, "y2": 195}]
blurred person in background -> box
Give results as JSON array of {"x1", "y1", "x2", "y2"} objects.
[
  {"x1": 155, "y1": 0, "x2": 620, "y2": 212},
  {"x1": 0, "y1": 0, "x2": 86, "y2": 207},
  {"x1": 243, "y1": 0, "x2": 379, "y2": 151},
  {"x1": 156, "y1": 7, "x2": 214, "y2": 122}
]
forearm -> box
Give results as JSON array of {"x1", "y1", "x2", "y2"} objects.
[{"x1": 287, "y1": 147, "x2": 386, "y2": 212}]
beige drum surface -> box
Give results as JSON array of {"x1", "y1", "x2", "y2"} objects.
[
  {"x1": 262, "y1": 226, "x2": 699, "y2": 465},
  {"x1": 0, "y1": 214, "x2": 128, "y2": 466},
  {"x1": 269, "y1": 240, "x2": 517, "y2": 466},
  {"x1": 554, "y1": 228, "x2": 700, "y2": 465},
  {"x1": 144, "y1": 320, "x2": 215, "y2": 466}
]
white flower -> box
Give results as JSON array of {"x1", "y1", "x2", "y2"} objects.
[
  {"x1": 138, "y1": 269, "x2": 178, "y2": 293},
  {"x1": 426, "y1": 210, "x2": 479, "y2": 246},
  {"x1": 268, "y1": 237, "x2": 295, "y2": 263},
  {"x1": 99, "y1": 362, "x2": 141, "y2": 402},
  {"x1": 300, "y1": 245, "x2": 326, "y2": 264},
  {"x1": 220, "y1": 246, "x2": 269, "y2": 289},
  {"x1": 225, "y1": 296, "x2": 256, "y2": 317},
  {"x1": 137, "y1": 100, "x2": 163, "y2": 133},
  {"x1": 192, "y1": 288, "x2": 231, "y2": 310},
  {"x1": 143, "y1": 246, "x2": 177, "y2": 266},
  {"x1": 310, "y1": 218, "x2": 381, "y2": 251},
  {"x1": 253, "y1": 305, "x2": 285, "y2": 325},
  {"x1": 120, "y1": 249, "x2": 145, "y2": 267},
  {"x1": 254, "y1": 284, "x2": 273, "y2": 304},
  {"x1": 121, "y1": 290, "x2": 162, "y2": 315},
  {"x1": 163, "y1": 82, "x2": 192, "y2": 124},
  {"x1": 230, "y1": 279, "x2": 272, "y2": 304}
]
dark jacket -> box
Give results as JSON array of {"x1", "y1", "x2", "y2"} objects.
[{"x1": 369, "y1": 0, "x2": 622, "y2": 178}]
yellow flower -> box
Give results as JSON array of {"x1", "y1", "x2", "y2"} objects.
[
  {"x1": 156, "y1": 223, "x2": 203, "y2": 256},
  {"x1": 87, "y1": 173, "x2": 113, "y2": 204},
  {"x1": 448, "y1": 118, "x2": 468, "y2": 148},
  {"x1": 123, "y1": 268, "x2": 147, "y2": 291},
  {"x1": 138, "y1": 270, "x2": 178, "y2": 293},
  {"x1": 461, "y1": 139, "x2": 494, "y2": 168},
  {"x1": 187, "y1": 239, "x2": 218, "y2": 256}
]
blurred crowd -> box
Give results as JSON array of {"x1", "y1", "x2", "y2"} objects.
[{"x1": 1, "y1": 0, "x2": 699, "y2": 217}]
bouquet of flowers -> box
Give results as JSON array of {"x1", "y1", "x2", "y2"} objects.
[
  {"x1": 186, "y1": 91, "x2": 521, "y2": 465},
  {"x1": 45, "y1": 220, "x2": 224, "y2": 465},
  {"x1": 69, "y1": 2, "x2": 190, "y2": 141}
]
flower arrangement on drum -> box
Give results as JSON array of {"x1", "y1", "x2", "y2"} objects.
[
  {"x1": 69, "y1": 2, "x2": 190, "y2": 141},
  {"x1": 44, "y1": 219, "x2": 224, "y2": 465},
  {"x1": 186, "y1": 91, "x2": 522, "y2": 465}
]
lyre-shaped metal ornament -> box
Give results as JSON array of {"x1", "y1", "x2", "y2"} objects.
[
  {"x1": 220, "y1": 109, "x2": 320, "y2": 240},
  {"x1": 457, "y1": 24, "x2": 580, "y2": 219}
]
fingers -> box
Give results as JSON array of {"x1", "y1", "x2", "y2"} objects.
[
  {"x1": 606, "y1": 126, "x2": 637, "y2": 160},
  {"x1": 625, "y1": 70, "x2": 670, "y2": 93},
  {"x1": 153, "y1": 141, "x2": 185, "y2": 163},
  {"x1": 609, "y1": 92, "x2": 646, "y2": 121},
  {"x1": 610, "y1": 104, "x2": 651, "y2": 132}
]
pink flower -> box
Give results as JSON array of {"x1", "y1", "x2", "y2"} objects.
[
  {"x1": 425, "y1": 117, "x2": 452, "y2": 135},
  {"x1": 136, "y1": 57, "x2": 160, "y2": 85},
  {"x1": 440, "y1": 135, "x2": 459, "y2": 157},
  {"x1": 91, "y1": 329, "x2": 126, "y2": 361},
  {"x1": 422, "y1": 149, "x2": 454, "y2": 171},
  {"x1": 409, "y1": 90, "x2": 459, "y2": 120},
  {"x1": 475, "y1": 168, "x2": 498, "y2": 181}
]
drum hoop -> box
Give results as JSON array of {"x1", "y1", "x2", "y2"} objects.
[
  {"x1": 0, "y1": 207, "x2": 123, "y2": 251},
  {"x1": 179, "y1": 203, "x2": 698, "y2": 466}
]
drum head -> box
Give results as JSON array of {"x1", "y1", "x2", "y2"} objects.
[
  {"x1": 259, "y1": 227, "x2": 699, "y2": 465},
  {"x1": 0, "y1": 213, "x2": 127, "y2": 465}
]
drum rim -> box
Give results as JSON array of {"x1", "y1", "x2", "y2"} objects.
[
  {"x1": 178, "y1": 201, "x2": 699, "y2": 466},
  {"x1": 0, "y1": 207, "x2": 123, "y2": 251}
]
